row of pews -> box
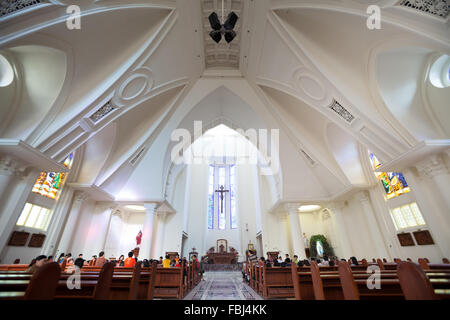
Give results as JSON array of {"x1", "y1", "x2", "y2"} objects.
[
  {"x1": 243, "y1": 258, "x2": 450, "y2": 300},
  {"x1": 0, "y1": 260, "x2": 202, "y2": 300}
]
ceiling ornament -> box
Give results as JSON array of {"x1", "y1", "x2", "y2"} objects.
[
  {"x1": 300, "y1": 149, "x2": 316, "y2": 167},
  {"x1": 113, "y1": 66, "x2": 154, "y2": 107},
  {"x1": 129, "y1": 146, "x2": 146, "y2": 166},
  {"x1": 292, "y1": 67, "x2": 327, "y2": 102},
  {"x1": 328, "y1": 99, "x2": 355, "y2": 124},
  {"x1": 89, "y1": 100, "x2": 116, "y2": 123},
  {"x1": 0, "y1": 0, "x2": 47, "y2": 17},
  {"x1": 397, "y1": 0, "x2": 449, "y2": 18}
]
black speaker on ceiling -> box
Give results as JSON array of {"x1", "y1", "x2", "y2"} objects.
[{"x1": 208, "y1": 11, "x2": 239, "y2": 44}]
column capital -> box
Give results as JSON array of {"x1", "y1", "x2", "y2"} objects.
[
  {"x1": 0, "y1": 156, "x2": 27, "y2": 177},
  {"x1": 74, "y1": 191, "x2": 89, "y2": 203},
  {"x1": 355, "y1": 190, "x2": 370, "y2": 203},
  {"x1": 327, "y1": 201, "x2": 346, "y2": 211},
  {"x1": 111, "y1": 208, "x2": 122, "y2": 217},
  {"x1": 284, "y1": 203, "x2": 300, "y2": 215},
  {"x1": 144, "y1": 203, "x2": 158, "y2": 214},
  {"x1": 416, "y1": 154, "x2": 449, "y2": 178}
]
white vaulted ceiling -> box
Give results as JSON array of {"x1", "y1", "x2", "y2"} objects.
[{"x1": 0, "y1": 0, "x2": 449, "y2": 205}]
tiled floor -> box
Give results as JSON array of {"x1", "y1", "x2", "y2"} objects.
[{"x1": 183, "y1": 271, "x2": 263, "y2": 300}]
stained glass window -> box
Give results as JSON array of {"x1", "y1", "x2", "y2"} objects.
[
  {"x1": 207, "y1": 165, "x2": 215, "y2": 229},
  {"x1": 32, "y1": 153, "x2": 74, "y2": 200},
  {"x1": 218, "y1": 167, "x2": 226, "y2": 230},
  {"x1": 230, "y1": 165, "x2": 237, "y2": 229},
  {"x1": 390, "y1": 202, "x2": 426, "y2": 231},
  {"x1": 368, "y1": 152, "x2": 410, "y2": 200}
]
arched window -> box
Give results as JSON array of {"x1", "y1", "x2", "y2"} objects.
[
  {"x1": 230, "y1": 165, "x2": 237, "y2": 229},
  {"x1": 207, "y1": 164, "x2": 237, "y2": 230},
  {"x1": 207, "y1": 165, "x2": 215, "y2": 229},
  {"x1": 32, "y1": 153, "x2": 74, "y2": 200},
  {"x1": 368, "y1": 151, "x2": 410, "y2": 200}
]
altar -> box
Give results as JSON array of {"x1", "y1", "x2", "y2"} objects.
[{"x1": 206, "y1": 239, "x2": 238, "y2": 265}]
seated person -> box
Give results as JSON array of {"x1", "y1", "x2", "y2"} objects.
[
  {"x1": 74, "y1": 254, "x2": 85, "y2": 269},
  {"x1": 117, "y1": 255, "x2": 125, "y2": 267},
  {"x1": 162, "y1": 254, "x2": 171, "y2": 268},
  {"x1": 95, "y1": 251, "x2": 108, "y2": 267},
  {"x1": 350, "y1": 256, "x2": 359, "y2": 266},
  {"x1": 124, "y1": 251, "x2": 136, "y2": 268},
  {"x1": 319, "y1": 255, "x2": 330, "y2": 266},
  {"x1": 26, "y1": 255, "x2": 47, "y2": 273},
  {"x1": 284, "y1": 254, "x2": 291, "y2": 263}
]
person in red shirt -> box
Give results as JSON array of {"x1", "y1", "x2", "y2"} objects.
[{"x1": 124, "y1": 251, "x2": 136, "y2": 268}]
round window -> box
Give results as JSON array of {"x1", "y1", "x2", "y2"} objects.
[
  {"x1": 429, "y1": 54, "x2": 450, "y2": 88},
  {"x1": 0, "y1": 54, "x2": 14, "y2": 87}
]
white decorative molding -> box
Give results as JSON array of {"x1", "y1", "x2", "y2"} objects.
[
  {"x1": 113, "y1": 67, "x2": 154, "y2": 107},
  {"x1": 321, "y1": 209, "x2": 331, "y2": 220},
  {"x1": 355, "y1": 190, "x2": 370, "y2": 203},
  {"x1": 397, "y1": 0, "x2": 449, "y2": 19},
  {"x1": 0, "y1": 139, "x2": 67, "y2": 172},
  {"x1": 376, "y1": 140, "x2": 450, "y2": 172},
  {"x1": 68, "y1": 183, "x2": 115, "y2": 201},
  {"x1": 0, "y1": 156, "x2": 27, "y2": 176},
  {"x1": 328, "y1": 99, "x2": 355, "y2": 124},
  {"x1": 74, "y1": 191, "x2": 89, "y2": 203},
  {"x1": 89, "y1": 100, "x2": 116, "y2": 123},
  {"x1": 416, "y1": 154, "x2": 449, "y2": 178},
  {"x1": 292, "y1": 67, "x2": 327, "y2": 102}
]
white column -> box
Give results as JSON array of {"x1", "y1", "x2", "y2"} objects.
[
  {"x1": 0, "y1": 157, "x2": 26, "y2": 206},
  {"x1": 356, "y1": 191, "x2": 389, "y2": 258},
  {"x1": 416, "y1": 154, "x2": 450, "y2": 218},
  {"x1": 286, "y1": 204, "x2": 306, "y2": 259},
  {"x1": 56, "y1": 192, "x2": 89, "y2": 254},
  {"x1": 0, "y1": 164, "x2": 38, "y2": 262},
  {"x1": 104, "y1": 209, "x2": 123, "y2": 258},
  {"x1": 152, "y1": 212, "x2": 167, "y2": 258},
  {"x1": 140, "y1": 203, "x2": 157, "y2": 260},
  {"x1": 328, "y1": 202, "x2": 353, "y2": 259},
  {"x1": 402, "y1": 157, "x2": 450, "y2": 258}
]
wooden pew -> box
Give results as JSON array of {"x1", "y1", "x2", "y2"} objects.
[
  {"x1": 397, "y1": 261, "x2": 437, "y2": 300},
  {"x1": 153, "y1": 264, "x2": 185, "y2": 299},
  {"x1": 0, "y1": 261, "x2": 174, "y2": 300},
  {"x1": 25, "y1": 262, "x2": 61, "y2": 300},
  {"x1": 338, "y1": 261, "x2": 450, "y2": 300},
  {"x1": 0, "y1": 262, "x2": 61, "y2": 300},
  {"x1": 260, "y1": 264, "x2": 293, "y2": 299},
  {"x1": 55, "y1": 261, "x2": 115, "y2": 299},
  {"x1": 0, "y1": 264, "x2": 28, "y2": 271}
]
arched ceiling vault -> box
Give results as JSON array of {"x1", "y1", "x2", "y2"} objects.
[{"x1": 1, "y1": 0, "x2": 448, "y2": 204}]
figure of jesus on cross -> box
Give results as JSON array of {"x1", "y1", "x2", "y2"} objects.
[{"x1": 215, "y1": 185, "x2": 229, "y2": 213}]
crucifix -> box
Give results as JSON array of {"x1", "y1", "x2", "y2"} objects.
[{"x1": 215, "y1": 185, "x2": 229, "y2": 213}]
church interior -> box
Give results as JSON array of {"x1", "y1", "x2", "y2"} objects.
[{"x1": 0, "y1": 0, "x2": 449, "y2": 301}]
